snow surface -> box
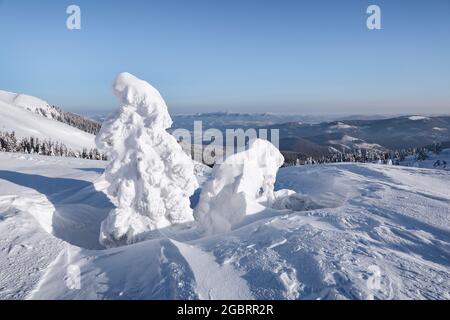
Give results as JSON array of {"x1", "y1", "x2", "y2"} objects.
[
  {"x1": 408, "y1": 116, "x2": 430, "y2": 121},
  {"x1": 328, "y1": 135, "x2": 358, "y2": 147},
  {"x1": 96, "y1": 73, "x2": 198, "y2": 246},
  {"x1": 329, "y1": 135, "x2": 384, "y2": 151},
  {"x1": 355, "y1": 142, "x2": 384, "y2": 150},
  {"x1": 328, "y1": 122, "x2": 357, "y2": 130},
  {"x1": 0, "y1": 90, "x2": 60, "y2": 120},
  {"x1": 0, "y1": 91, "x2": 95, "y2": 151},
  {"x1": 1, "y1": 152, "x2": 449, "y2": 300}
]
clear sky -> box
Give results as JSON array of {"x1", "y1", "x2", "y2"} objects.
[{"x1": 0, "y1": 0, "x2": 449, "y2": 114}]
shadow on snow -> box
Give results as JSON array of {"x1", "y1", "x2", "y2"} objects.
[{"x1": 0, "y1": 170, "x2": 113, "y2": 250}]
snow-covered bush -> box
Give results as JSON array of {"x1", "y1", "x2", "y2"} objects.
[
  {"x1": 194, "y1": 139, "x2": 284, "y2": 234},
  {"x1": 96, "y1": 73, "x2": 198, "y2": 246}
]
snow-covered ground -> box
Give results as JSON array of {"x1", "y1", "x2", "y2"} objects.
[
  {"x1": 0, "y1": 91, "x2": 95, "y2": 150},
  {"x1": 408, "y1": 116, "x2": 430, "y2": 121},
  {"x1": 1, "y1": 152, "x2": 449, "y2": 300},
  {"x1": 0, "y1": 90, "x2": 61, "y2": 120},
  {"x1": 328, "y1": 135, "x2": 384, "y2": 152}
]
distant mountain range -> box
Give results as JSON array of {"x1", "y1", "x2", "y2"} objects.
[
  {"x1": 263, "y1": 116, "x2": 450, "y2": 156},
  {"x1": 2, "y1": 90, "x2": 448, "y2": 158},
  {"x1": 96, "y1": 110, "x2": 450, "y2": 157},
  {"x1": 173, "y1": 113, "x2": 450, "y2": 157}
]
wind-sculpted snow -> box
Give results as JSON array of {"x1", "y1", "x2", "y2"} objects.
[
  {"x1": 195, "y1": 139, "x2": 285, "y2": 234},
  {"x1": 96, "y1": 73, "x2": 198, "y2": 247},
  {"x1": 1, "y1": 152, "x2": 450, "y2": 299}
]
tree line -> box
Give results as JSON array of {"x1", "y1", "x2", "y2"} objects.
[
  {"x1": 282, "y1": 144, "x2": 445, "y2": 167},
  {"x1": 52, "y1": 106, "x2": 101, "y2": 135},
  {"x1": 0, "y1": 131, "x2": 107, "y2": 160}
]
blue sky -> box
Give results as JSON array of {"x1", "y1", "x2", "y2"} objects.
[{"x1": 0, "y1": 0, "x2": 449, "y2": 114}]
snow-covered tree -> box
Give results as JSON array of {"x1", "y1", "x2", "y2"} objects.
[
  {"x1": 96, "y1": 72, "x2": 198, "y2": 246},
  {"x1": 195, "y1": 139, "x2": 284, "y2": 234}
]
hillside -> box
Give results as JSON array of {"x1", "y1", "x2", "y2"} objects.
[{"x1": 0, "y1": 90, "x2": 95, "y2": 151}]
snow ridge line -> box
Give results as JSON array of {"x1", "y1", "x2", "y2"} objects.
[
  {"x1": 3, "y1": 194, "x2": 55, "y2": 234},
  {"x1": 26, "y1": 247, "x2": 67, "y2": 300},
  {"x1": 170, "y1": 239, "x2": 254, "y2": 300}
]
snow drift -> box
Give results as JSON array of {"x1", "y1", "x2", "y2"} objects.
[
  {"x1": 195, "y1": 139, "x2": 284, "y2": 234},
  {"x1": 96, "y1": 73, "x2": 198, "y2": 246},
  {"x1": 2, "y1": 150, "x2": 450, "y2": 299}
]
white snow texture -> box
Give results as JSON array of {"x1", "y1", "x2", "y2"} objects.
[
  {"x1": 96, "y1": 73, "x2": 198, "y2": 246},
  {"x1": 195, "y1": 139, "x2": 285, "y2": 234},
  {"x1": 0, "y1": 90, "x2": 95, "y2": 151}
]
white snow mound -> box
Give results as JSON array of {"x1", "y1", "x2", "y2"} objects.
[
  {"x1": 195, "y1": 138, "x2": 285, "y2": 234},
  {"x1": 96, "y1": 72, "x2": 198, "y2": 246}
]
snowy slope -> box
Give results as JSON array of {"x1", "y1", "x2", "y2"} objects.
[
  {"x1": 400, "y1": 149, "x2": 450, "y2": 171},
  {"x1": 328, "y1": 135, "x2": 384, "y2": 151},
  {"x1": 0, "y1": 90, "x2": 61, "y2": 120},
  {"x1": 0, "y1": 91, "x2": 95, "y2": 150},
  {"x1": 1, "y1": 152, "x2": 449, "y2": 299}
]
